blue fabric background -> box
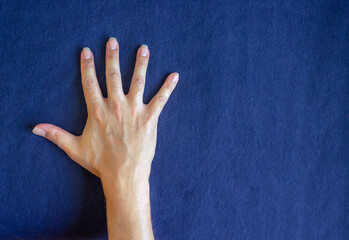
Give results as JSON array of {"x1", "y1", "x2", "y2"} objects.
[{"x1": 0, "y1": 0, "x2": 348, "y2": 239}]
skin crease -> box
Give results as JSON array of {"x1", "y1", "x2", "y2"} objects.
[{"x1": 32, "y1": 37, "x2": 179, "y2": 240}]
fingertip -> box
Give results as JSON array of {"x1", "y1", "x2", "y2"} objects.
[
  {"x1": 32, "y1": 126, "x2": 46, "y2": 137},
  {"x1": 171, "y1": 72, "x2": 179, "y2": 83},
  {"x1": 82, "y1": 47, "x2": 92, "y2": 59},
  {"x1": 107, "y1": 37, "x2": 118, "y2": 50},
  {"x1": 139, "y1": 44, "x2": 149, "y2": 57}
]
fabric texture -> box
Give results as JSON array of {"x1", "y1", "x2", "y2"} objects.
[{"x1": 0, "y1": 0, "x2": 348, "y2": 239}]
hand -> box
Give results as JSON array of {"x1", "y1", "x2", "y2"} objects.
[{"x1": 32, "y1": 37, "x2": 179, "y2": 184}]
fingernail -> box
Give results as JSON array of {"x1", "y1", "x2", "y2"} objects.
[
  {"x1": 172, "y1": 73, "x2": 179, "y2": 83},
  {"x1": 32, "y1": 127, "x2": 46, "y2": 137},
  {"x1": 83, "y1": 47, "x2": 91, "y2": 59},
  {"x1": 140, "y1": 44, "x2": 148, "y2": 57},
  {"x1": 108, "y1": 37, "x2": 118, "y2": 50}
]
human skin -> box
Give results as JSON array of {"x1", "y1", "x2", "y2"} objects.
[{"x1": 32, "y1": 37, "x2": 179, "y2": 240}]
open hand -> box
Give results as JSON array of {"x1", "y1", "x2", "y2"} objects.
[{"x1": 32, "y1": 37, "x2": 179, "y2": 184}]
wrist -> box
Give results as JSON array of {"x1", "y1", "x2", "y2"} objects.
[
  {"x1": 101, "y1": 175, "x2": 150, "y2": 200},
  {"x1": 99, "y1": 160, "x2": 151, "y2": 188}
]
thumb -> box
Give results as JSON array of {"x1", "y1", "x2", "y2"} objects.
[{"x1": 32, "y1": 123, "x2": 80, "y2": 160}]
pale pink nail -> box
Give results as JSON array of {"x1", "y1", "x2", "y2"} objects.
[
  {"x1": 140, "y1": 45, "x2": 148, "y2": 56},
  {"x1": 172, "y1": 73, "x2": 179, "y2": 83},
  {"x1": 83, "y1": 47, "x2": 91, "y2": 59},
  {"x1": 108, "y1": 37, "x2": 117, "y2": 50},
  {"x1": 32, "y1": 127, "x2": 46, "y2": 137}
]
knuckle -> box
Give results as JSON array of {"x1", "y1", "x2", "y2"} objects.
[
  {"x1": 134, "y1": 77, "x2": 145, "y2": 86},
  {"x1": 111, "y1": 100, "x2": 123, "y2": 121},
  {"x1": 107, "y1": 70, "x2": 121, "y2": 81},
  {"x1": 83, "y1": 77, "x2": 95, "y2": 89},
  {"x1": 133, "y1": 77, "x2": 145, "y2": 94},
  {"x1": 84, "y1": 59, "x2": 94, "y2": 68},
  {"x1": 47, "y1": 130, "x2": 57, "y2": 143},
  {"x1": 143, "y1": 115, "x2": 156, "y2": 133},
  {"x1": 130, "y1": 105, "x2": 139, "y2": 121},
  {"x1": 157, "y1": 95, "x2": 167, "y2": 104},
  {"x1": 92, "y1": 104, "x2": 104, "y2": 124}
]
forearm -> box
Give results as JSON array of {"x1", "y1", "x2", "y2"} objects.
[{"x1": 101, "y1": 177, "x2": 154, "y2": 240}]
